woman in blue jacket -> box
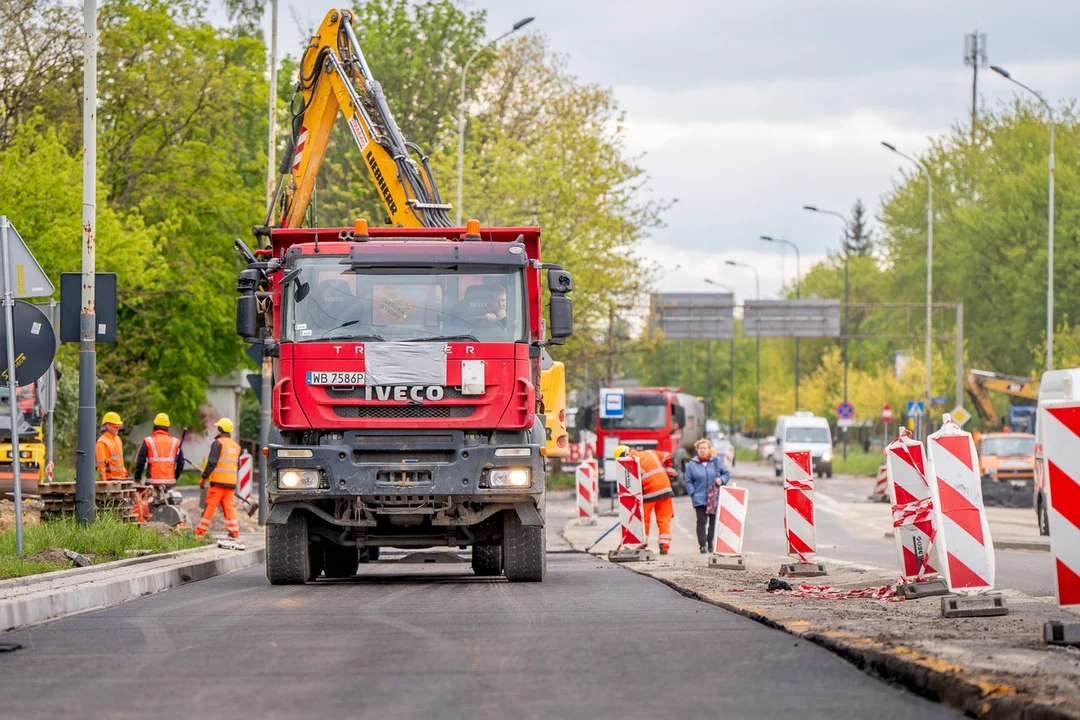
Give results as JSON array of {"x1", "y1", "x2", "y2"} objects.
[{"x1": 684, "y1": 438, "x2": 730, "y2": 553}]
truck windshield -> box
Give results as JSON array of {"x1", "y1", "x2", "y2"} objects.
[
  {"x1": 981, "y1": 437, "x2": 1035, "y2": 456},
  {"x1": 600, "y1": 399, "x2": 669, "y2": 431},
  {"x1": 785, "y1": 427, "x2": 830, "y2": 444},
  {"x1": 283, "y1": 258, "x2": 527, "y2": 343}
]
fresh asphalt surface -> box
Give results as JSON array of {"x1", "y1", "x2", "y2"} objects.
[{"x1": 1, "y1": 554, "x2": 958, "y2": 718}]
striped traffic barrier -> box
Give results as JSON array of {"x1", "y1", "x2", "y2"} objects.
[
  {"x1": 869, "y1": 462, "x2": 889, "y2": 502},
  {"x1": 780, "y1": 450, "x2": 826, "y2": 577},
  {"x1": 237, "y1": 451, "x2": 254, "y2": 502},
  {"x1": 710, "y1": 484, "x2": 748, "y2": 571},
  {"x1": 1039, "y1": 401, "x2": 1080, "y2": 646},
  {"x1": 576, "y1": 461, "x2": 597, "y2": 526},
  {"x1": 587, "y1": 458, "x2": 599, "y2": 515},
  {"x1": 608, "y1": 456, "x2": 654, "y2": 563},
  {"x1": 885, "y1": 429, "x2": 948, "y2": 599},
  {"x1": 927, "y1": 414, "x2": 1007, "y2": 618}
]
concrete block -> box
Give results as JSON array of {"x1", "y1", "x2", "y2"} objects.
[
  {"x1": 608, "y1": 548, "x2": 655, "y2": 563},
  {"x1": 1044, "y1": 620, "x2": 1080, "y2": 647},
  {"x1": 941, "y1": 593, "x2": 1008, "y2": 618},
  {"x1": 779, "y1": 562, "x2": 827, "y2": 577},
  {"x1": 898, "y1": 577, "x2": 950, "y2": 600},
  {"x1": 708, "y1": 555, "x2": 745, "y2": 571}
]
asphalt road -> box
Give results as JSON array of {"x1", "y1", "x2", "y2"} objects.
[{"x1": 1, "y1": 555, "x2": 957, "y2": 719}]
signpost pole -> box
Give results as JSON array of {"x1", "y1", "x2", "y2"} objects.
[
  {"x1": 1, "y1": 217, "x2": 24, "y2": 556},
  {"x1": 47, "y1": 299, "x2": 56, "y2": 470}
]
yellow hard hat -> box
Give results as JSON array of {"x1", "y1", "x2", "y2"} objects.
[
  {"x1": 102, "y1": 411, "x2": 123, "y2": 426},
  {"x1": 215, "y1": 417, "x2": 234, "y2": 434},
  {"x1": 153, "y1": 412, "x2": 170, "y2": 427},
  {"x1": 613, "y1": 444, "x2": 631, "y2": 459}
]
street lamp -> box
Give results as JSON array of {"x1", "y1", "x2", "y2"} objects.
[
  {"x1": 990, "y1": 65, "x2": 1055, "y2": 371},
  {"x1": 761, "y1": 236, "x2": 801, "y2": 410},
  {"x1": 456, "y1": 16, "x2": 535, "y2": 226},
  {"x1": 705, "y1": 278, "x2": 736, "y2": 435},
  {"x1": 726, "y1": 260, "x2": 760, "y2": 436},
  {"x1": 880, "y1": 142, "x2": 934, "y2": 440}
]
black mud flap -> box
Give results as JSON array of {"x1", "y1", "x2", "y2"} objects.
[
  {"x1": 266, "y1": 502, "x2": 296, "y2": 525},
  {"x1": 514, "y1": 502, "x2": 543, "y2": 527}
]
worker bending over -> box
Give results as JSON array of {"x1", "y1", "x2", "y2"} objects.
[
  {"x1": 132, "y1": 413, "x2": 184, "y2": 487},
  {"x1": 195, "y1": 418, "x2": 243, "y2": 549},
  {"x1": 614, "y1": 445, "x2": 677, "y2": 554},
  {"x1": 95, "y1": 412, "x2": 127, "y2": 481}
]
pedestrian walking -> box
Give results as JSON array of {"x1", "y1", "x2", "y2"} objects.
[
  {"x1": 194, "y1": 418, "x2": 244, "y2": 549},
  {"x1": 614, "y1": 445, "x2": 676, "y2": 554},
  {"x1": 684, "y1": 438, "x2": 730, "y2": 553},
  {"x1": 95, "y1": 411, "x2": 127, "y2": 481}
]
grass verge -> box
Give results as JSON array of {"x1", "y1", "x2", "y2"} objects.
[
  {"x1": 0, "y1": 514, "x2": 209, "y2": 579},
  {"x1": 832, "y1": 448, "x2": 883, "y2": 476},
  {"x1": 734, "y1": 447, "x2": 760, "y2": 463},
  {"x1": 546, "y1": 471, "x2": 575, "y2": 489}
]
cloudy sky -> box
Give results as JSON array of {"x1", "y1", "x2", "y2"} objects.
[{"x1": 242, "y1": 0, "x2": 1080, "y2": 301}]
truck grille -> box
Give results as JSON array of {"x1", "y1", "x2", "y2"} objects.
[
  {"x1": 326, "y1": 387, "x2": 469, "y2": 400},
  {"x1": 334, "y1": 405, "x2": 474, "y2": 419},
  {"x1": 355, "y1": 450, "x2": 455, "y2": 464}
]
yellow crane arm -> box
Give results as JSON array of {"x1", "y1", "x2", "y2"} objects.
[
  {"x1": 273, "y1": 9, "x2": 452, "y2": 229},
  {"x1": 965, "y1": 369, "x2": 1040, "y2": 429}
]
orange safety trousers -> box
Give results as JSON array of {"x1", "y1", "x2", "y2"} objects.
[
  {"x1": 644, "y1": 496, "x2": 674, "y2": 551},
  {"x1": 195, "y1": 486, "x2": 239, "y2": 539}
]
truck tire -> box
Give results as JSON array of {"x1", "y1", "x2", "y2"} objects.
[
  {"x1": 266, "y1": 511, "x2": 313, "y2": 585},
  {"x1": 323, "y1": 546, "x2": 358, "y2": 579},
  {"x1": 471, "y1": 544, "x2": 503, "y2": 577},
  {"x1": 1038, "y1": 494, "x2": 1051, "y2": 536},
  {"x1": 502, "y1": 510, "x2": 545, "y2": 582}
]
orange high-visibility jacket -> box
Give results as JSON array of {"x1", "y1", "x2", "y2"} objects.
[
  {"x1": 206, "y1": 436, "x2": 241, "y2": 488},
  {"x1": 631, "y1": 449, "x2": 676, "y2": 502},
  {"x1": 95, "y1": 432, "x2": 126, "y2": 480},
  {"x1": 144, "y1": 430, "x2": 181, "y2": 482}
]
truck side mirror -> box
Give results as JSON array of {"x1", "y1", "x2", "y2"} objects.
[
  {"x1": 236, "y1": 268, "x2": 261, "y2": 340},
  {"x1": 547, "y1": 268, "x2": 573, "y2": 293},
  {"x1": 674, "y1": 405, "x2": 686, "y2": 427},
  {"x1": 549, "y1": 294, "x2": 573, "y2": 340}
]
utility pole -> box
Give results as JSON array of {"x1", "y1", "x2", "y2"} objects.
[
  {"x1": 964, "y1": 31, "x2": 987, "y2": 138},
  {"x1": 76, "y1": 0, "x2": 98, "y2": 524},
  {"x1": 265, "y1": 0, "x2": 278, "y2": 206},
  {"x1": 259, "y1": 0, "x2": 279, "y2": 526},
  {"x1": 606, "y1": 304, "x2": 615, "y2": 387}
]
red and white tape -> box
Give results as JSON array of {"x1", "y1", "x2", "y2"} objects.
[
  {"x1": 1039, "y1": 401, "x2": 1080, "y2": 610},
  {"x1": 926, "y1": 414, "x2": 995, "y2": 594},
  {"x1": 713, "y1": 485, "x2": 749, "y2": 556},
  {"x1": 769, "y1": 583, "x2": 902, "y2": 602},
  {"x1": 782, "y1": 450, "x2": 817, "y2": 563},
  {"x1": 885, "y1": 428, "x2": 939, "y2": 582},
  {"x1": 615, "y1": 456, "x2": 646, "y2": 550}
]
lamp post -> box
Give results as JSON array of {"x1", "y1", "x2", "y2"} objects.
[
  {"x1": 726, "y1": 261, "x2": 760, "y2": 436},
  {"x1": 880, "y1": 142, "x2": 934, "y2": 441},
  {"x1": 761, "y1": 236, "x2": 801, "y2": 410},
  {"x1": 705, "y1": 278, "x2": 736, "y2": 434},
  {"x1": 990, "y1": 65, "x2": 1055, "y2": 371},
  {"x1": 456, "y1": 16, "x2": 535, "y2": 226}
]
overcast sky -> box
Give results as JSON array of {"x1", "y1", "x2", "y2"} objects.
[{"x1": 238, "y1": 0, "x2": 1080, "y2": 302}]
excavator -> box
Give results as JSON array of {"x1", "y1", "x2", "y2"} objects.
[
  {"x1": 965, "y1": 369, "x2": 1039, "y2": 431},
  {"x1": 264, "y1": 8, "x2": 568, "y2": 459}
]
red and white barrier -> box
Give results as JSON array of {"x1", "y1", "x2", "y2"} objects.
[
  {"x1": 713, "y1": 486, "x2": 749, "y2": 556},
  {"x1": 885, "y1": 429, "x2": 939, "y2": 582},
  {"x1": 870, "y1": 462, "x2": 889, "y2": 500},
  {"x1": 783, "y1": 451, "x2": 817, "y2": 562},
  {"x1": 576, "y1": 461, "x2": 597, "y2": 524},
  {"x1": 926, "y1": 415, "x2": 995, "y2": 594},
  {"x1": 1040, "y1": 402, "x2": 1080, "y2": 610},
  {"x1": 723, "y1": 443, "x2": 735, "y2": 469},
  {"x1": 615, "y1": 456, "x2": 646, "y2": 550},
  {"x1": 237, "y1": 451, "x2": 253, "y2": 502}
]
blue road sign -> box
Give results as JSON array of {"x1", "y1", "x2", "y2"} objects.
[
  {"x1": 932, "y1": 396, "x2": 948, "y2": 407},
  {"x1": 600, "y1": 388, "x2": 624, "y2": 419},
  {"x1": 906, "y1": 400, "x2": 925, "y2": 418},
  {"x1": 836, "y1": 401, "x2": 854, "y2": 419}
]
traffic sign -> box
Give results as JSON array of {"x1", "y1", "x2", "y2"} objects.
[
  {"x1": 932, "y1": 396, "x2": 948, "y2": 407},
  {"x1": 906, "y1": 400, "x2": 924, "y2": 418},
  {"x1": 0, "y1": 301, "x2": 58, "y2": 384},
  {"x1": 599, "y1": 387, "x2": 624, "y2": 419},
  {"x1": 837, "y1": 418, "x2": 857, "y2": 428},
  {"x1": 0, "y1": 220, "x2": 54, "y2": 299},
  {"x1": 882, "y1": 404, "x2": 893, "y2": 423},
  {"x1": 950, "y1": 406, "x2": 971, "y2": 427},
  {"x1": 836, "y1": 400, "x2": 854, "y2": 419}
]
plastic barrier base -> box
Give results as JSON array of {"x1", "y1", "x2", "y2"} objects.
[
  {"x1": 867, "y1": 493, "x2": 890, "y2": 504},
  {"x1": 779, "y1": 562, "x2": 827, "y2": 577},
  {"x1": 608, "y1": 548, "x2": 655, "y2": 563},
  {"x1": 575, "y1": 517, "x2": 598, "y2": 527},
  {"x1": 898, "y1": 577, "x2": 950, "y2": 600},
  {"x1": 708, "y1": 554, "x2": 745, "y2": 571},
  {"x1": 941, "y1": 593, "x2": 1008, "y2": 618},
  {"x1": 1044, "y1": 620, "x2": 1080, "y2": 647}
]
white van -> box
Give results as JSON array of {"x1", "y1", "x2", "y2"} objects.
[
  {"x1": 1034, "y1": 367, "x2": 1080, "y2": 535},
  {"x1": 773, "y1": 412, "x2": 834, "y2": 478}
]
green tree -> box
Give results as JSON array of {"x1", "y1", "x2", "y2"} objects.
[{"x1": 845, "y1": 198, "x2": 873, "y2": 256}]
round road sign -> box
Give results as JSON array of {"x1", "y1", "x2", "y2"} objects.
[
  {"x1": 882, "y1": 404, "x2": 893, "y2": 423},
  {"x1": 0, "y1": 301, "x2": 58, "y2": 384},
  {"x1": 836, "y1": 400, "x2": 855, "y2": 419}
]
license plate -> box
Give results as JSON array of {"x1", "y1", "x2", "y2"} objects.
[
  {"x1": 306, "y1": 371, "x2": 365, "y2": 386},
  {"x1": 1010, "y1": 479, "x2": 1029, "y2": 489}
]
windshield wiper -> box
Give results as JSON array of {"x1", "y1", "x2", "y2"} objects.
[
  {"x1": 314, "y1": 321, "x2": 384, "y2": 341},
  {"x1": 403, "y1": 334, "x2": 479, "y2": 343}
]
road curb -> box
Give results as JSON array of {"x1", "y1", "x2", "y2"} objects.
[
  {"x1": 883, "y1": 530, "x2": 1049, "y2": 553},
  {"x1": 0, "y1": 544, "x2": 265, "y2": 633}
]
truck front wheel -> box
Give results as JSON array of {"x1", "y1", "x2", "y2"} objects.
[
  {"x1": 502, "y1": 510, "x2": 545, "y2": 582},
  {"x1": 471, "y1": 544, "x2": 503, "y2": 577},
  {"x1": 266, "y1": 511, "x2": 313, "y2": 585}
]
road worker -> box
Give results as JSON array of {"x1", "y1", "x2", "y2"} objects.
[
  {"x1": 194, "y1": 418, "x2": 243, "y2": 549},
  {"x1": 614, "y1": 444, "x2": 676, "y2": 554},
  {"x1": 132, "y1": 413, "x2": 184, "y2": 487},
  {"x1": 95, "y1": 412, "x2": 127, "y2": 482}
]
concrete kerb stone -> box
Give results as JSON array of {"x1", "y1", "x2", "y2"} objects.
[
  {"x1": 0, "y1": 545, "x2": 211, "y2": 593},
  {"x1": 0, "y1": 540, "x2": 264, "y2": 632}
]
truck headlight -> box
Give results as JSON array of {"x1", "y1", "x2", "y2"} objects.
[
  {"x1": 822, "y1": 451, "x2": 833, "y2": 463},
  {"x1": 279, "y1": 469, "x2": 319, "y2": 489},
  {"x1": 490, "y1": 468, "x2": 531, "y2": 488}
]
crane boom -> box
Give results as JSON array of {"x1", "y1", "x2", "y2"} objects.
[
  {"x1": 271, "y1": 9, "x2": 452, "y2": 230},
  {"x1": 965, "y1": 369, "x2": 1039, "y2": 429}
]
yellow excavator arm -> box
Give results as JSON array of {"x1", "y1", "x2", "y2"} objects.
[
  {"x1": 270, "y1": 9, "x2": 452, "y2": 229},
  {"x1": 965, "y1": 369, "x2": 1039, "y2": 429}
]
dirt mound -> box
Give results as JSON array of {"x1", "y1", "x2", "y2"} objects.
[
  {"x1": 27, "y1": 546, "x2": 70, "y2": 565},
  {"x1": 0, "y1": 499, "x2": 40, "y2": 532},
  {"x1": 142, "y1": 521, "x2": 182, "y2": 537}
]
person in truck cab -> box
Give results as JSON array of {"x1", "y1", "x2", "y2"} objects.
[
  {"x1": 452, "y1": 284, "x2": 507, "y2": 330},
  {"x1": 614, "y1": 444, "x2": 676, "y2": 554}
]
